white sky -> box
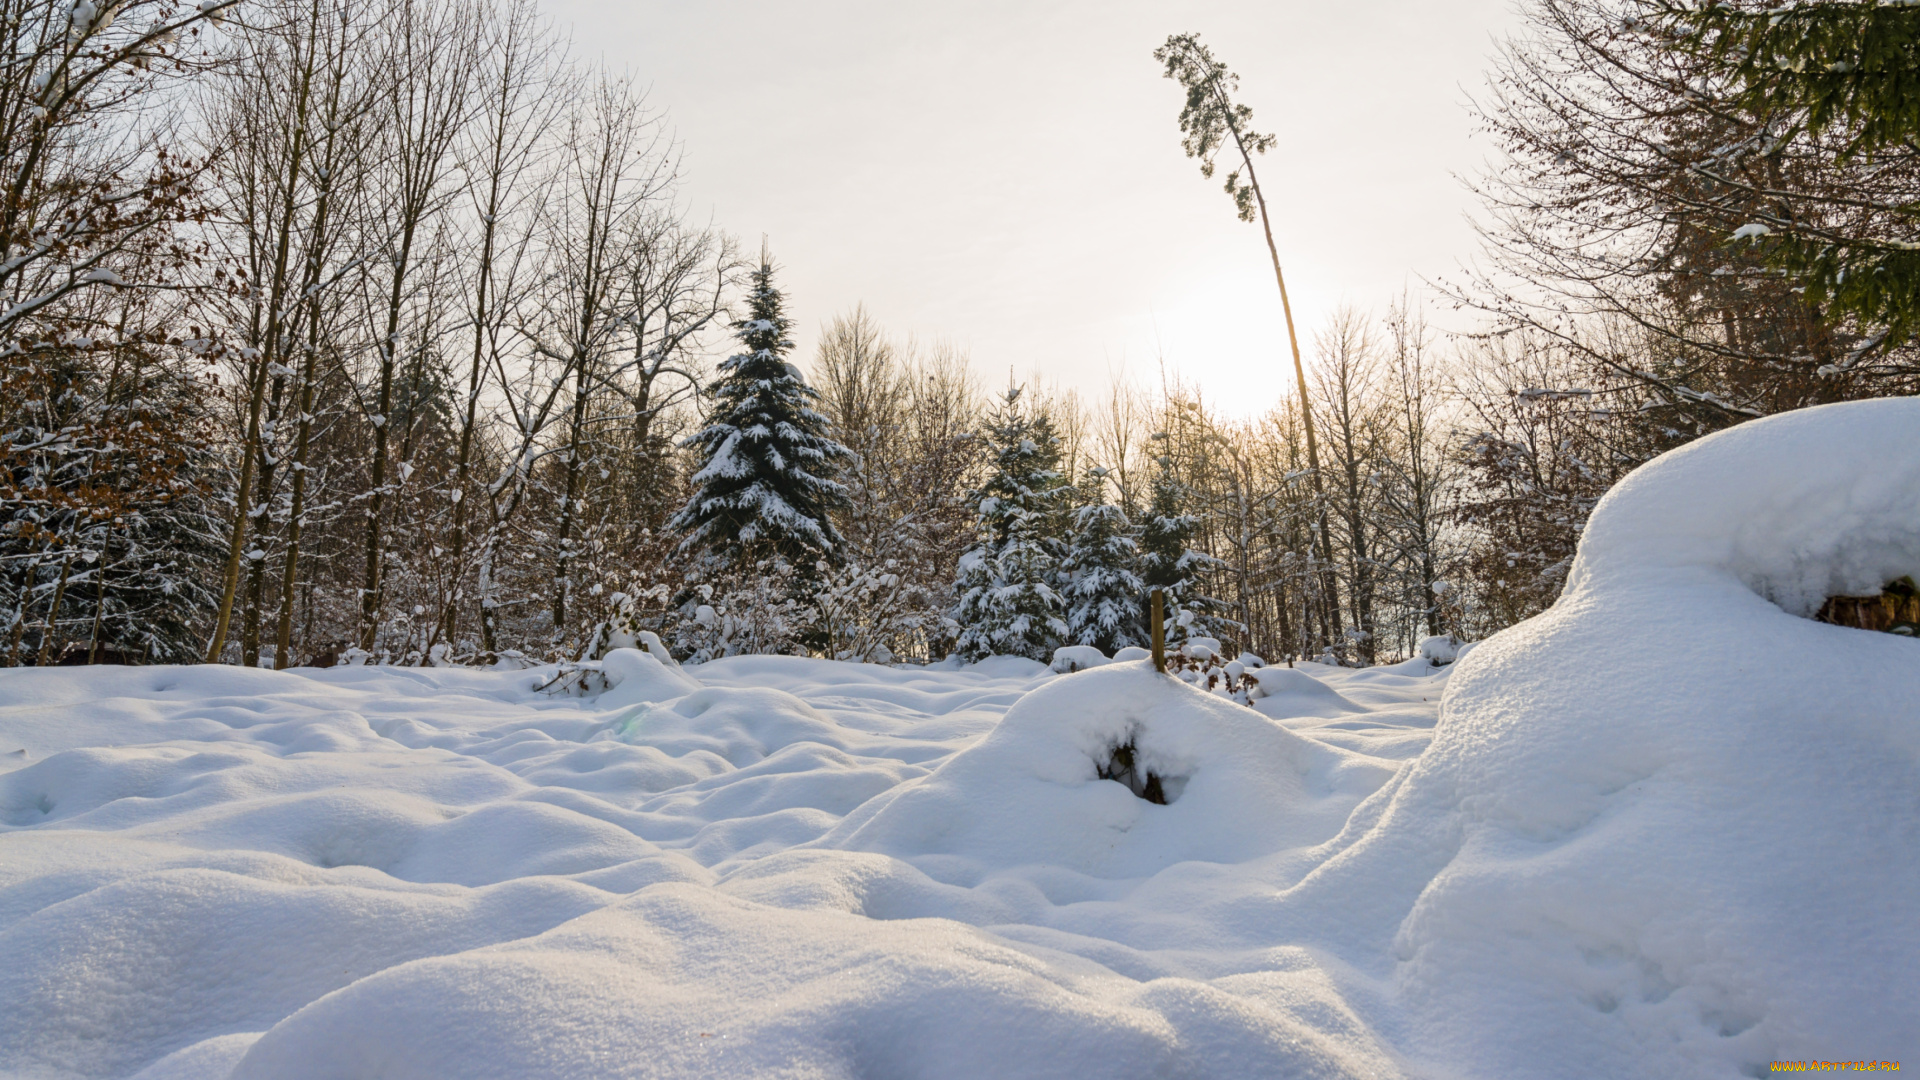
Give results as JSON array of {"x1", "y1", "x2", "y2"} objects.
[{"x1": 545, "y1": 0, "x2": 1521, "y2": 415}]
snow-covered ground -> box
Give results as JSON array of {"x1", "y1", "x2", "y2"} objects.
[{"x1": 4, "y1": 398, "x2": 1918, "y2": 1079}]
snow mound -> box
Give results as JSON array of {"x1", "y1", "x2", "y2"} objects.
[
  {"x1": 826, "y1": 662, "x2": 1397, "y2": 879},
  {"x1": 1568, "y1": 395, "x2": 1920, "y2": 615},
  {"x1": 1297, "y1": 399, "x2": 1920, "y2": 1075},
  {"x1": 1048, "y1": 644, "x2": 1110, "y2": 673},
  {"x1": 599, "y1": 646, "x2": 701, "y2": 708},
  {"x1": 223, "y1": 884, "x2": 1381, "y2": 1080},
  {"x1": 0, "y1": 658, "x2": 1421, "y2": 1080},
  {"x1": 1245, "y1": 665, "x2": 1367, "y2": 717}
]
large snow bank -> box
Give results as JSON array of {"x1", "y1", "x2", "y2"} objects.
[
  {"x1": 1298, "y1": 398, "x2": 1920, "y2": 1076},
  {"x1": 1, "y1": 399, "x2": 1914, "y2": 1080}
]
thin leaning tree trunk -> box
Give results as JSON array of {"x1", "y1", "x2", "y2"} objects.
[
  {"x1": 1254, "y1": 197, "x2": 1342, "y2": 647},
  {"x1": 1208, "y1": 70, "x2": 1343, "y2": 650}
]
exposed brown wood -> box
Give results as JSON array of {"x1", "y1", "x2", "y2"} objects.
[{"x1": 1816, "y1": 577, "x2": 1920, "y2": 636}]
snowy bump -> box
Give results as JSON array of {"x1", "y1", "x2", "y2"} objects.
[
  {"x1": 826, "y1": 662, "x2": 1396, "y2": 879},
  {"x1": 1048, "y1": 644, "x2": 1110, "y2": 673},
  {"x1": 598, "y1": 647, "x2": 701, "y2": 709}
]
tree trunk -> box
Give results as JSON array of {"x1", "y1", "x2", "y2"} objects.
[
  {"x1": 436, "y1": 216, "x2": 496, "y2": 652},
  {"x1": 357, "y1": 267, "x2": 406, "y2": 652},
  {"x1": 274, "y1": 316, "x2": 322, "y2": 668},
  {"x1": 8, "y1": 548, "x2": 44, "y2": 665},
  {"x1": 242, "y1": 373, "x2": 285, "y2": 668},
  {"x1": 273, "y1": 15, "x2": 348, "y2": 668},
  {"x1": 35, "y1": 551, "x2": 76, "y2": 666},
  {"x1": 87, "y1": 538, "x2": 111, "y2": 663},
  {"x1": 1210, "y1": 74, "x2": 1343, "y2": 652},
  {"x1": 552, "y1": 362, "x2": 590, "y2": 633},
  {"x1": 205, "y1": 348, "x2": 278, "y2": 664}
]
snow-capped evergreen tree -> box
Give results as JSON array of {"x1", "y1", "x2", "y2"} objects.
[
  {"x1": 950, "y1": 388, "x2": 1070, "y2": 662},
  {"x1": 1062, "y1": 476, "x2": 1147, "y2": 654},
  {"x1": 668, "y1": 259, "x2": 853, "y2": 576},
  {"x1": 1137, "y1": 465, "x2": 1234, "y2": 645}
]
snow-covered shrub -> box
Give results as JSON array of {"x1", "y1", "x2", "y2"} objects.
[
  {"x1": 668, "y1": 570, "x2": 810, "y2": 663},
  {"x1": 1416, "y1": 633, "x2": 1461, "y2": 667},
  {"x1": 811, "y1": 559, "x2": 952, "y2": 664},
  {"x1": 1162, "y1": 641, "x2": 1267, "y2": 705},
  {"x1": 581, "y1": 585, "x2": 674, "y2": 661}
]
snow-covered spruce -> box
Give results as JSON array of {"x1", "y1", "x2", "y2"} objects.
[
  {"x1": 1136, "y1": 464, "x2": 1235, "y2": 646},
  {"x1": 1061, "y1": 485, "x2": 1148, "y2": 654},
  {"x1": 667, "y1": 259, "x2": 852, "y2": 574},
  {"x1": 949, "y1": 387, "x2": 1071, "y2": 662}
]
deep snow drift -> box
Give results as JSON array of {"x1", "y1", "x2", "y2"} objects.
[{"x1": 3, "y1": 398, "x2": 1917, "y2": 1079}]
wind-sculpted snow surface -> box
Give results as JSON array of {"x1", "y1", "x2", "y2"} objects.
[
  {"x1": 1, "y1": 400, "x2": 1915, "y2": 1080},
  {"x1": 0, "y1": 657, "x2": 1421, "y2": 1080}
]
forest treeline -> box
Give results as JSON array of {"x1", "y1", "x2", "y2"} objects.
[{"x1": 4, "y1": 0, "x2": 1917, "y2": 670}]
